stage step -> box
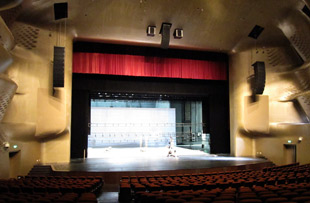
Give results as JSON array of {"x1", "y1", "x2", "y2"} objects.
[{"x1": 27, "y1": 165, "x2": 53, "y2": 176}]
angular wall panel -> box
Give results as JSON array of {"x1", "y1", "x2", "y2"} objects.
[{"x1": 244, "y1": 95, "x2": 269, "y2": 133}]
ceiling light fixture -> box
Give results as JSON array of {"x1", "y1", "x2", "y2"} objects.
[
  {"x1": 174, "y1": 28, "x2": 183, "y2": 39},
  {"x1": 147, "y1": 25, "x2": 156, "y2": 37}
]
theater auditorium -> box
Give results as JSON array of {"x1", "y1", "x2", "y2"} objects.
[{"x1": 1, "y1": 0, "x2": 310, "y2": 202}]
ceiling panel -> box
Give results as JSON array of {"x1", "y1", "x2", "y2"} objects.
[{"x1": 2, "y1": 0, "x2": 305, "y2": 52}]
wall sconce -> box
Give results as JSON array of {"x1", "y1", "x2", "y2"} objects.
[
  {"x1": 2, "y1": 141, "x2": 10, "y2": 150},
  {"x1": 147, "y1": 25, "x2": 156, "y2": 37},
  {"x1": 174, "y1": 28, "x2": 183, "y2": 39},
  {"x1": 298, "y1": 136, "x2": 303, "y2": 143}
]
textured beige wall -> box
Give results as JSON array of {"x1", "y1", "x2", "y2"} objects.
[
  {"x1": 0, "y1": 24, "x2": 72, "y2": 177},
  {"x1": 244, "y1": 95, "x2": 269, "y2": 133},
  {"x1": 9, "y1": 141, "x2": 41, "y2": 177},
  {"x1": 40, "y1": 36, "x2": 72, "y2": 164},
  {"x1": 256, "y1": 124, "x2": 310, "y2": 165},
  {"x1": 229, "y1": 48, "x2": 310, "y2": 165},
  {"x1": 0, "y1": 150, "x2": 9, "y2": 178},
  {"x1": 229, "y1": 50, "x2": 253, "y2": 157}
]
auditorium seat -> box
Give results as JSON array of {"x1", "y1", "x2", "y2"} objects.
[
  {"x1": 178, "y1": 194, "x2": 195, "y2": 201},
  {"x1": 280, "y1": 192, "x2": 299, "y2": 199},
  {"x1": 239, "y1": 200, "x2": 262, "y2": 203},
  {"x1": 132, "y1": 183, "x2": 146, "y2": 192},
  {"x1": 147, "y1": 184, "x2": 161, "y2": 192},
  {"x1": 119, "y1": 183, "x2": 131, "y2": 202},
  {"x1": 0, "y1": 186, "x2": 9, "y2": 194},
  {"x1": 302, "y1": 191, "x2": 310, "y2": 196},
  {"x1": 291, "y1": 196, "x2": 310, "y2": 202},
  {"x1": 239, "y1": 194, "x2": 258, "y2": 200},
  {"x1": 282, "y1": 202, "x2": 298, "y2": 203},
  {"x1": 0, "y1": 176, "x2": 102, "y2": 202},
  {"x1": 146, "y1": 193, "x2": 161, "y2": 203},
  {"x1": 200, "y1": 193, "x2": 217, "y2": 199},
  {"x1": 294, "y1": 188, "x2": 308, "y2": 194},
  {"x1": 33, "y1": 186, "x2": 47, "y2": 194},
  {"x1": 77, "y1": 192, "x2": 97, "y2": 202},
  {"x1": 117, "y1": 163, "x2": 310, "y2": 202},
  {"x1": 165, "y1": 198, "x2": 186, "y2": 203},
  {"x1": 265, "y1": 197, "x2": 289, "y2": 202},
  {"x1": 185, "y1": 201, "x2": 204, "y2": 203},
  {"x1": 214, "y1": 196, "x2": 235, "y2": 201},
  {"x1": 156, "y1": 195, "x2": 173, "y2": 203},
  {"x1": 191, "y1": 197, "x2": 212, "y2": 203}
]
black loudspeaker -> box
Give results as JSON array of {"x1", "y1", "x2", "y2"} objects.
[
  {"x1": 160, "y1": 23, "x2": 171, "y2": 49},
  {"x1": 54, "y1": 2, "x2": 68, "y2": 20},
  {"x1": 252, "y1": 61, "x2": 265, "y2": 95},
  {"x1": 53, "y1": 46, "x2": 65, "y2": 87},
  {"x1": 248, "y1": 25, "x2": 264, "y2": 39}
]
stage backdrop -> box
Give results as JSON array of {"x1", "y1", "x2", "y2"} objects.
[
  {"x1": 89, "y1": 107, "x2": 176, "y2": 149},
  {"x1": 73, "y1": 52, "x2": 227, "y2": 80}
]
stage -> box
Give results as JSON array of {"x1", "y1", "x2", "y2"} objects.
[{"x1": 50, "y1": 147, "x2": 272, "y2": 184}]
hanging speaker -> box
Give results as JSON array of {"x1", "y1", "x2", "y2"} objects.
[
  {"x1": 53, "y1": 46, "x2": 65, "y2": 88},
  {"x1": 54, "y1": 2, "x2": 68, "y2": 20},
  {"x1": 252, "y1": 61, "x2": 265, "y2": 95},
  {"x1": 160, "y1": 23, "x2": 172, "y2": 49}
]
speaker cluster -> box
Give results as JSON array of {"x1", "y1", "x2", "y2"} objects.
[
  {"x1": 159, "y1": 23, "x2": 172, "y2": 49},
  {"x1": 250, "y1": 61, "x2": 266, "y2": 101},
  {"x1": 53, "y1": 46, "x2": 65, "y2": 88},
  {"x1": 147, "y1": 23, "x2": 183, "y2": 49}
]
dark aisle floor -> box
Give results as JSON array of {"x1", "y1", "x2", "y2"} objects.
[{"x1": 97, "y1": 184, "x2": 119, "y2": 203}]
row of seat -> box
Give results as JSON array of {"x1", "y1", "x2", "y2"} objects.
[
  {"x1": 119, "y1": 163, "x2": 310, "y2": 202},
  {"x1": 0, "y1": 192, "x2": 97, "y2": 203},
  {"x1": 120, "y1": 169, "x2": 310, "y2": 194},
  {"x1": 0, "y1": 175, "x2": 104, "y2": 203},
  {"x1": 262, "y1": 163, "x2": 300, "y2": 172},
  {"x1": 0, "y1": 175, "x2": 104, "y2": 195},
  {"x1": 133, "y1": 183, "x2": 310, "y2": 203},
  {"x1": 133, "y1": 184, "x2": 310, "y2": 203}
]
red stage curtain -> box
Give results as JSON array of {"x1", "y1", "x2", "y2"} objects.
[{"x1": 73, "y1": 52, "x2": 227, "y2": 80}]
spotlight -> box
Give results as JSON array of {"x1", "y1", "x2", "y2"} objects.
[
  {"x1": 147, "y1": 25, "x2": 156, "y2": 37},
  {"x1": 174, "y1": 28, "x2": 183, "y2": 39}
]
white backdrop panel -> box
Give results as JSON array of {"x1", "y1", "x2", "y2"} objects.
[{"x1": 89, "y1": 107, "x2": 176, "y2": 147}]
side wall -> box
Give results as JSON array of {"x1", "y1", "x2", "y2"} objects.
[
  {"x1": 229, "y1": 48, "x2": 310, "y2": 165},
  {"x1": 0, "y1": 23, "x2": 72, "y2": 177},
  {"x1": 229, "y1": 51, "x2": 253, "y2": 157}
]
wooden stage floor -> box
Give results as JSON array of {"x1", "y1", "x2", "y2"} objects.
[{"x1": 50, "y1": 147, "x2": 272, "y2": 184}]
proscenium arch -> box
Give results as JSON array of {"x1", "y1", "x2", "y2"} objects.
[{"x1": 71, "y1": 42, "x2": 230, "y2": 159}]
